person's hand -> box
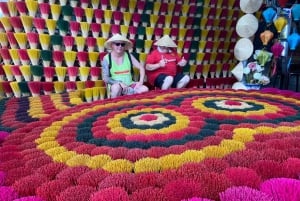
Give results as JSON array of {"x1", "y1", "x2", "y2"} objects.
[
  {"x1": 178, "y1": 57, "x2": 187, "y2": 67},
  {"x1": 159, "y1": 59, "x2": 166, "y2": 68}
]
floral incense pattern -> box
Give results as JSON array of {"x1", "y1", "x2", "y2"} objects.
[{"x1": 0, "y1": 88, "x2": 300, "y2": 200}]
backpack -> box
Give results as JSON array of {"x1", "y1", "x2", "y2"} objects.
[{"x1": 108, "y1": 50, "x2": 134, "y2": 77}]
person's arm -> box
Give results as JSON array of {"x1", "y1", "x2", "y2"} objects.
[
  {"x1": 101, "y1": 57, "x2": 120, "y2": 85},
  {"x1": 145, "y1": 53, "x2": 166, "y2": 71},
  {"x1": 130, "y1": 54, "x2": 146, "y2": 84}
]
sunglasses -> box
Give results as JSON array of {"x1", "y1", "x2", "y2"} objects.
[{"x1": 114, "y1": 43, "x2": 126, "y2": 47}]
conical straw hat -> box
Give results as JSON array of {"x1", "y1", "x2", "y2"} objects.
[
  {"x1": 234, "y1": 38, "x2": 253, "y2": 61},
  {"x1": 236, "y1": 14, "x2": 258, "y2": 38},
  {"x1": 154, "y1": 35, "x2": 177, "y2": 48},
  {"x1": 104, "y1": 33, "x2": 133, "y2": 50},
  {"x1": 240, "y1": 0, "x2": 263, "y2": 14},
  {"x1": 231, "y1": 61, "x2": 244, "y2": 81}
]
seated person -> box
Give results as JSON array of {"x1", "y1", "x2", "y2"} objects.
[
  {"x1": 102, "y1": 34, "x2": 149, "y2": 98},
  {"x1": 145, "y1": 35, "x2": 190, "y2": 90}
]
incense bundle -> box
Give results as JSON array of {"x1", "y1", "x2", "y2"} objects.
[
  {"x1": 61, "y1": 5, "x2": 73, "y2": 21},
  {"x1": 92, "y1": 87, "x2": 100, "y2": 101},
  {"x1": 9, "y1": 16, "x2": 23, "y2": 33},
  {"x1": 9, "y1": 49, "x2": 20, "y2": 65},
  {"x1": 90, "y1": 23, "x2": 101, "y2": 38},
  {"x1": 104, "y1": 10, "x2": 112, "y2": 24},
  {"x1": 43, "y1": 66, "x2": 55, "y2": 82},
  {"x1": 99, "y1": 86, "x2": 107, "y2": 99},
  {"x1": 136, "y1": 1, "x2": 145, "y2": 14},
  {"x1": 19, "y1": 65, "x2": 32, "y2": 81},
  {"x1": 2, "y1": 65, "x2": 14, "y2": 81},
  {"x1": 57, "y1": 19, "x2": 69, "y2": 36},
  {"x1": 42, "y1": 81, "x2": 54, "y2": 95},
  {"x1": 45, "y1": 19, "x2": 57, "y2": 35},
  {"x1": 39, "y1": 3, "x2": 50, "y2": 19},
  {"x1": 93, "y1": 80, "x2": 103, "y2": 87},
  {"x1": 101, "y1": 23, "x2": 110, "y2": 38},
  {"x1": 25, "y1": 0, "x2": 38, "y2": 17},
  {"x1": 33, "y1": 18, "x2": 45, "y2": 34},
  {"x1": 52, "y1": 50, "x2": 64, "y2": 67},
  {"x1": 153, "y1": 2, "x2": 161, "y2": 15},
  {"x1": 100, "y1": 0, "x2": 108, "y2": 10},
  {"x1": 70, "y1": 0, "x2": 78, "y2": 7},
  {"x1": 30, "y1": 65, "x2": 43, "y2": 81},
  {"x1": 50, "y1": 4, "x2": 61, "y2": 20},
  {"x1": 67, "y1": 66, "x2": 78, "y2": 81},
  {"x1": 119, "y1": 0, "x2": 128, "y2": 12},
  {"x1": 80, "y1": 0, "x2": 89, "y2": 9},
  {"x1": 7, "y1": 1, "x2": 17, "y2": 16},
  {"x1": 96, "y1": 37, "x2": 105, "y2": 52},
  {"x1": 69, "y1": 21, "x2": 80, "y2": 37},
  {"x1": 91, "y1": 0, "x2": 100, "y2": 9},
  {"x1": 54, "y1": 81, "x2": 65, "y2": 94},
  {"x1": 6, "y1": 32, "x2": 17, "y2": 48},
  {"x1": 84, "y1": 88, "x2": 93, "y2": 102},
  {"x1": 0, "y1": 33, "x2": 8, "y2": 48},
  {"x1": 0, "y1": 2, "x2": 9, "y2": 17},
  {"x1": 129, "y1": 26, "x2": 137, "y2": 40},
  {"x1": 90, "y1": 67, "x2": 100, "y2": 81},
  {"x1": 178, "y1": 28, "x2": 187, "y2": 40},
  {"x1": 77, "y1": 51, "x2": 88, "y2": 67},
  {"x1": 86, "y1": 37, "x2": 96, "y2": 52},
  {"x1": 18, "y1": 49, "x2": 30, "y2": 65},
  {"x1": 65, "y1": 81, "x2": 76, "y2": 92},
  {"x1": 85, "y1": 80, "x2": 95, "y2": 88},
  {"x1": 150, "y1": 14, "x2": 158, "y2": 28},
  {"x1": 64, "y1": 51, "x2": 77, "y2": 67},
  {"x1": 156, "y1": 15, "x2": 165, "y2": 28},
  {"x1": 123, "y1": 12, "x2": 132, "y2": 26},
  {"x1": 27, "y1": 49, "x2": 41, "y2": 65},
  {"x1": 73, "y1": 7, "x2": 84, "y2": 22},
  {"x1": 2, "y1": 81, "x2": 13, "y2": 97},
  {"x1": 132, "y1": 13, "x2": 140, "y2": 27},
  {"x1": 50, "y1": 34, "x2": 63, "y2": 51},
  {"x1": 0, "y1": 17, "x2": 12, "y2": 32},
  {"x1": 80, "y1": 22, "x2": 90, "y2": 38},
  {"x1": 144, "y1": 40, "x2": 153, "y2": 54},
  {"x1": 88, "y1": 52, "x2": 99, "y2": 67},
  {"x1": 75, "y1": 36, "x2": 86, "y2": 52},
  {"x1": 14, "y1": 32, "x2": 27, "y2": 49},
  {"x1": 0, "y1": 48, "x2": 11, "y2": 65},
  {"x1": 84, "y1": 8, "x2": 94, "y2": 23},
  {"x1": 10, "y1": 81, "x2": 21, "y2": 98},
  {"x1": 159, "y1": 3, "x2": 167, "y2": 15},
  {"x1": 0, "y1": 65, "x2": 4, "y2": 81},
  {"x1": 76, "y1": 81, "x2": 85, "y2": 90},
  {"x1": 28, "y1": 81, "x2": 41, "y2": 97},
  {"x1": 20, "y1": 15, "x2": 33, "y2": 33},
  {"x1": 39, "y1": 34, "x2": 50, "y2": 50},
  {"x1": 79, "y1": 66, "x2": 90, "y2": 81},
  {"x1": 110, "y1": 24, "x2": 120, "y2": 35},
  {"x1": 173, "y1": 4, "x2": 184, "y2": 16},
  {"x1": 27, "y1": 32, "x2": 39, "y2": 49},
  {"x1": 94, "y1": 9, "x2": 104, "y2": 24},
  {"x1": 63, "y1": 36, "x2": 75, "y2": 51},
  {"x1": 120, "y1": 25, "x2": 129, "y2": 37},
  {"x1": 18, "y1": 81, "x2": 30, "y2": 97},
  {"x1": 55, "y1": 66, "x2": 67, "y2": 82},
  {"x1": 113, "y1": 11, "x2": 123, "y2": 25}
]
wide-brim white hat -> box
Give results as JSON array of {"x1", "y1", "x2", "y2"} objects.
[
  {"x1": 240, "y1": 0, "x2": 263, "y2": 14},
  {"x1": 231, "y1": 61, "x2": 244, "y2": 81},
  {"x1": 234, "y1": 38, "x2": 254, "y2": 61},
  {"x1": 236, "y1": 14, "x2": 259, "y2": 38},
  {"x1": 104, "y1": 33, "x2": 133, "y2": 50},
  {"x1": 154, "y1": 35, "x2": 177, "y2": 48}
]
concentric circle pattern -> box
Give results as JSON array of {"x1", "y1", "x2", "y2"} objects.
[{"x1": 1, "y1": 88, "x2": 300, "y2": 200}]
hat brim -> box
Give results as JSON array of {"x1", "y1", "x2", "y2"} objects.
[
  {"x1": 234, "y1": 38, "x2": 254, "y2": 61},
  {"x1": 236, "y1": 14, "x2": 259, "y2": 38},
  {"x1": 240, "y1": 0, "x2": 263, "y2": 14},
  {"x1": 104, "y1": 34, "x2": 133, "y2": 50},
  {"x1": 154, "y1": 35, "x2": 178, "y2": 48}
]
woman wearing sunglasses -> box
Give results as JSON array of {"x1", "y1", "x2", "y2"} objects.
[
  {"x1": 145, "y1": 35, "x2": 190, "y2": 90},
  {"x1": 102, "y1": 34, "x2": 149, "y2": 98}
]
